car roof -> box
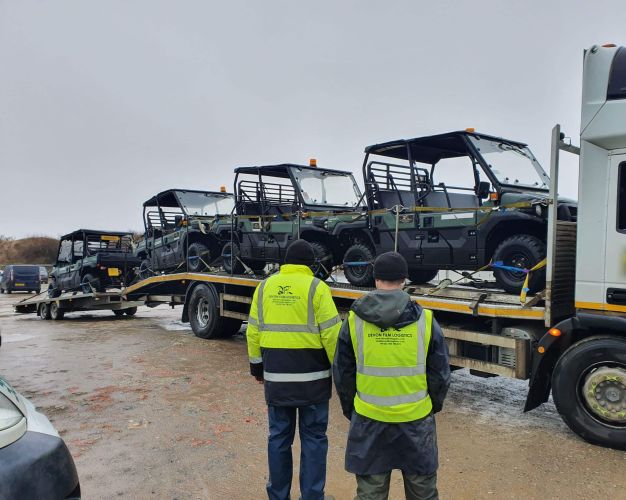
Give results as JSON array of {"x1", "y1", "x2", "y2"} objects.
[
  {"x1": 142, "y1": 189, "x2": 234, "y2": 207},
  {"x1": 234, "y1": 163, "x2": 353, "y2": 178},
  {"x1": 364, "y1": 131, "x2": 528, "y2": 164},
  {"x1": 60, "y1": 229, "x2": 133, "y2": 240}
]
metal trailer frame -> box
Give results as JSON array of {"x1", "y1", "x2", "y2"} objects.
[{"x1": 15, "y1": 290, "x2": 145, "y2": 317}]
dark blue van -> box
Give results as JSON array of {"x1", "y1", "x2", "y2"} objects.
[{"x1": 0, "y1": 265, "x2": 41, "y2": 294}]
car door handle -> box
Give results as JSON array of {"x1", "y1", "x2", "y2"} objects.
[{"x1": 607, "y1": 288, "x2": 626, "y2": 305}]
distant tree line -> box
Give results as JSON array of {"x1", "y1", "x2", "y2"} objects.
[{"x1": 0, "y1": 236, "x2": 59, "y2": 266}]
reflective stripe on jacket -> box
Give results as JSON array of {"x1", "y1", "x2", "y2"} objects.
[
  {"x1": 348, "y1": 308, "x2": 433, "y2": 422},
  {"x1": 246, "y1": 264, "x2": 341, "y2": 406}
]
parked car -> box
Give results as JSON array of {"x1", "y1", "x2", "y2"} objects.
[
  {"x1": 135, "y1": 189, "x2": 235, "y2": 278},
  {"x1": 48, "y1": 229, "x2": 140, "y2": 297},
  {"x1": 0, "y1": 265, "x2": 41, "y2": 294},
  {"x1": 225, "y1": 162, "x2": 366, "y2": 279},
  {"x1": 342, "y1": 130, "x2": 578, "y2": 293},
  {"x1": 0, "y1": 368, "x2": 80, "y2": 498},
  {"x1": 39, "y1": 266, "x2": 49, "y2": 284}
]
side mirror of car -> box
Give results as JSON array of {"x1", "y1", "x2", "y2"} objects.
[{"x1": 477, "y1": 181, "x2": 491, "y2": 199}]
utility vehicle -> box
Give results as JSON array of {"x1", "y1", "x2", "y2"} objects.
[
  {"x1": 341, "y1": 131, "x2": 577, "y2": 292},
  {"x1": 135, "y1": 189, "x2": 234, "y2": 278},
  {"x1": 48, "y1": 229, "x2": 139, "y2": 297},
  {"x1": 223, "y1": 162, "x2": 366, "y2": 279}
]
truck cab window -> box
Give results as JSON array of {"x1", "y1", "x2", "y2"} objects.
[{"x1": 618, "y1": 162, "x2": 626, "y2": 231}]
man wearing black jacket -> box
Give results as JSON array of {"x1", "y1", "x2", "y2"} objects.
[{"x1": 333, "y1": 252, "x2": 450, "y2": 500}]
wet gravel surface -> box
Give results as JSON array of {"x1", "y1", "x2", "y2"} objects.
[{"x1": 0, "y1": 292, "x2": 625, "y2": 499}]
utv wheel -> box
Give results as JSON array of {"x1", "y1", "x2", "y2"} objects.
[
  {"x1": 124, "y1": 306, "x2": 138, "y2": 316},
  {"x1": 309, "y1": 241, "x2": 333, "y2": 281},
  {"x1": 48, "y1": 278, "x2": 61, "y2": 298},
  {"x1": 343, "y1": 243, "x2": 375, "y2": 287},
  {"x1": 187, "y1": 242, "x2": 210, "y2": 273},
  {"x1": 138, "y1": 259, "x2": 152, "y2": 280},
  {"x1": 552, "y1": 336, "x2": 626, "y2": 450},
  {"x1": 492, "y1": 234, "x2": 546, "y2": 294},
  {"x1": 243, "y1": 259, "x2": 267, "y2": 274},
  {"x1": 81, "y1": 274, "x2": 103, "y2": 294},
  {"x1": 113, "y1": 310, "x2": 125, "y2": 317},
  {"x1": 221, "y1": 242, "x2": 244, "y2": 275},
  {"x1": 39, "y1": 303, "x2": 51, "y2": 320},
  {"x1": 49, "y1": 302, "x2": 65, "y2": 320},
  {"x1": 188, "y1": 284, "x2": 242, "y2": 339},
  {"x1": 408, "y1": 269, "x2": 439, "y2": 285}
]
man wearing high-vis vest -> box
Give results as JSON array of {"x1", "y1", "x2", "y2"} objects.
[
  {"x1": 333, "y1": 252, "x2": 450, "y2": 500},
  {"x1": 246, "y1": 239, "x2": 341, "y2": 500}
]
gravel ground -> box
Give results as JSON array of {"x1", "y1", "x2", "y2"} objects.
[{"x1": 1, "y1": 292, "x2": 625, "y2": 499}]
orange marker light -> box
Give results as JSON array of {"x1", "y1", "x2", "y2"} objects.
[
  {"x1": 465, "y1": 127, "x2": 475, "y2": 133},
  {"x1": 489, "y1": 192, "x2": 499, "y2": 201},
  {"x1": 220, "y1": 185, "x2": 227, "y2": 193},
  {"x1": 538, "y1": 346, "x2": 546, "y2": 354},
  {"x1": 548, "y1": 328, "x2": 562, "y2": 337},
  {"x1": 309, "y1": 158, "x2": 317, "y2": 167},
  {"x1": 602, "y1": 43, "x2": 617, "y2": 48}
]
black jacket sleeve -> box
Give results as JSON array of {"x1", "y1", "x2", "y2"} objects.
[
  {"x1": 426, "y1": 317, "x2": 451, "y2": 413},
  {"x1": 332, "y1": 319, "x2": 357, "y2": 420}
]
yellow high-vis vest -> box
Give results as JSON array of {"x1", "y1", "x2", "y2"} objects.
[{"x1": 348, "y1": 308, "x2": 433, "y2": 423}]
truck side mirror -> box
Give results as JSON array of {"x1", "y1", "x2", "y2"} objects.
[{"x1": 477, "y1": 181, "x2": 491, "y2": 199}]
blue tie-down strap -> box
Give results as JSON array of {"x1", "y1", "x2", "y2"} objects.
[
  {"x1": 343, "y1": 261, "x2": 371, "y2": 267},
  {"x1": 491, "y1": 261, "x2": 529, "y2": 274}
]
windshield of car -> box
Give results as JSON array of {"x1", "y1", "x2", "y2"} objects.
[
  {"x1": 469, "y1": 137, "x2": 549, "y2": 190},
  {"x1": 175, "y1": 191, "x2": 235, "y2": 216},
  {"x1": 291, "y1": 169, "x2": 363, "y2": 207}
]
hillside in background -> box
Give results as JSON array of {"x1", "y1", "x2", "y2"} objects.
[{"x1": 0, "y1": 236, "x2": 59, "y2": 266}]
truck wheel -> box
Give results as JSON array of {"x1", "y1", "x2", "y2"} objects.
[
  {"x1": 221, "y1": 242, "x2": 244, "y2": 275},
  {"x1": 408, "y1": 269, "x2": 439, "y2": 284},
  {"x1": 81, "y1": 274, "x2": 103, "y2": 293},
  {"x1": 492, "y1": 234, "x2": 546, "y2": 294},
  {"x1": 138, "y1": 259, "x2": 152, "y2": 280},
  {"x1": 124, "y1": 307, "x2": 138, "y2": 316},
  {"x1": 187, "y1": 243, "x2": 210, "y2": 273},
  {"x1": 310, "y1": 241, "x2": 333, "y2": 281},
  {"x1": 49, "y1": 302, "x2": 65, "y2": 320},
  {"x1": 552, "y1": 336, "x2": 626, "y2": 450},
  {"x1": 188, "y1": 284, "x2": 232, "y2": 339},
  {"x1": 39, "y1": 303, "x2": 51, "y2": 320},
  {"x1": 113, "y1": 310, "x2": 125, "y2": 317},
  {"x1": 343, "y1": 243, "x2": 375, "y2": 287}
]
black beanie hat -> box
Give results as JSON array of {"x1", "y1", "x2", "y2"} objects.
[
  {"x1": 373, "y1": 251, "x2": 408, "y2": 281},
  {"x1": 285, "y1": 239, "x2": 315, "y2": 266}
]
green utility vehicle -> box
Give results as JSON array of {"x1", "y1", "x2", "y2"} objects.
[
  {"x1": 342, "y1": 131, "x2": 577, "y2": 293},
  {"x1": 135, "y1": 189, "x2": 234, "y2": 278},
  {"x1": 48, "y1": 229, "x2": 139, "y2": 297},
  {"x1": 223, "y1": 162, "x2": 366, "y2": 279}
]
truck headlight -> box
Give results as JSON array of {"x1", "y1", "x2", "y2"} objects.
[{"x1": 0, "y1": 393, "x2": 23, "y2": 431}]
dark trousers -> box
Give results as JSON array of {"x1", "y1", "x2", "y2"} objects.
[
  {"x1": 267, "y1": 402, "x2": 329, "y2": 500},
  {"x1": 355, "y1": 472, "x2": 438, "y2": 500}
]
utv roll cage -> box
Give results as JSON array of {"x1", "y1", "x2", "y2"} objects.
[{"x1": 58, "y1": 229, "x2": 134, "y2": 261}]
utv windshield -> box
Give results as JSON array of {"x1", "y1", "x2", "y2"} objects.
[
  {"x1": 291, "y1": 169, "x2": 363, "y2": 208},
  {"x1": 175, "y1": 191, "x2": 235, "y2": 216},
  {"x1": 469, "y1": 137, "x2": 550, "y2": 190}
]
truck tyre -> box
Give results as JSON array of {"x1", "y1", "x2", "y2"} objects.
[
  {"x1": 187, "y1": 242, "x2": 210, "y2": 273},
  {"x1": 81, "y1": 274, "x2": 103, "y2": 294},
  {"x1": 492, "y1": 234, "x2": 546, "y2": 294},
  {"x1": 138, "y1": 259, "x2": 152, "y2": 280},
  {"x1": 343, "y1": 243, "x2": 375, "y2": 287},
  {"x1": 221, "y1": 242, "x2": 244, "y2": 275},
  {"x1": 408, "y1": 269, "x2": 439, "y2": 285},
  {"x1": 113, "y1": 310, "x2": 125, "y2": 317},
  {"x1": 49, "y1": 301, "x2": 65, "y2": 320},
  {"x1": 124, "y1": 307, "x2": 138, "y2": 316},
  {"x1": 551, "y1": 336, "x2": 626, "y2": 450},
  {"x1": 39, "y1": 303, "x2": 51, "y2": 320},
  {"x1": 309, "y1": 241, "x2": 332, "y2": 281},
  {"x1": 188, "y1": 284, "x2": 239, "y2": 339}
]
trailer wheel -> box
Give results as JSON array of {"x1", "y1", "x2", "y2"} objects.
[
  {"x1": 343, "y1": 243, "x2": 375, "y2": 287},
  {"x1": 189, "y1": 284, "x2": 233, "y2": 339},
  {"x1": 492, "y1": 234, "x2": 546, "y2": 294},
  {"x1": 38, "y1": 303, "x2": 51, "y2": 320},
  {"x1": 124, "y1": 307, "x2": 138, "y2": 316},
  {"x1": 187, "y1": 243, "x2": 210, "y2": 273},
  {"x1": 552, "y1": 336, "x2": 626, "y2": 450},
  {"x1": 222, "y1": 242, "x2": 244, "y2": 275},
  {"x1": 310, "y1": 241, "x2": 332, "y2": 281},
  {"x1": 408, "y1": 268, "x2": 439, "y2": 284},
  {"x1": 49, "y1": 302, "x2": 65, "y2": 320}
]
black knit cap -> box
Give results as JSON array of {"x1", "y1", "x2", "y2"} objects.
[
  {"x1": 285, "y1": 239, "x2": 315, "y2": 266},
  {"x1": 373, "y1": 251, "x2": 408, "y2": 281}
]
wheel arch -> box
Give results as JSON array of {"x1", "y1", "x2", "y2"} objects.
[{"x1": 484, "y1": 218, "x2": 546, "y2": 261}]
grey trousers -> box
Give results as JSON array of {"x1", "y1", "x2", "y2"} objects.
[{"x1": 355, "y1": 472, "x2": 438, "y2": 500}]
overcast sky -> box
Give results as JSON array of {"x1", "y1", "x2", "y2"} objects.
[{"x1": 1, "y1": 0, "x2": 623, "y2": 238}]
